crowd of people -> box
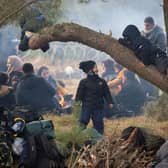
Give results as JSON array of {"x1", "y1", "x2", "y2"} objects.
[
  {"x1": 0, "y1": 55, "x2": 63, "y2": 112},
  {"x1": 0, "y1": 14, "x2": 167, "y2": 167}
]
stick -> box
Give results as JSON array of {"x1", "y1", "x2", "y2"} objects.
[{"x1": 0, "y1": 0, "x2": 37, "y2": 27}]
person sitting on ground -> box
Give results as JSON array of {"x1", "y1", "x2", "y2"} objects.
[
  {"x1": 37, "y1": 66, "x2": 61, "y2": 108},
  {"x1": 119, "y1": 25, "x2": 168, "y2": 74},
  {"x1": 75, "y1": 60, "x2": 114, "y2": 134},
  {"x1": 116, "y1": 70, "x2": 146, "y2": 115},
  {"x1": 16, "y1": 63, "x2": 57, "y2": 111},
  {"x1": 141, "y1": 16, "x2": 166, "y2": 52},
  {"x1": 0, "y1": 72, "x2": 15, "y2": 106},
  {"x1": 19, "y1": 7, "x2": 49, "y2": 52},
  {"x1": 7, "y1": 55, "x2": 24, "y2": 87},
  {"x1": 37, "y1": 66, "x2": 57, "y2": 90}
]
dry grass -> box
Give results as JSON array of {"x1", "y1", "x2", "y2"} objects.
[{"x1": 45, "y1": 114, "x2": 168, "y2": 139}]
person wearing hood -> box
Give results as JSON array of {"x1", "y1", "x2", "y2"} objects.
[
  {"x1": 7, "y1": 55, "x2": 24, "y2": 87},
  {"x1": 119, "y1": 25, "x2": 168, "y2": 74},
  {"x1": 116, "y1": 70, "x2": 146, "y2": 115},
  {"x1": 141, "y1": 17, "x2": 166, "y2": 52},
  {"x1": 75, "y1": 60, "x2": 114, "y2": 134}
]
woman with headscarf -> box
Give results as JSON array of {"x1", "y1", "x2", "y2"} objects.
[
  {"x1": 7, "y1": 55, "x2": 24, "y2": 87},
  {"x1": 75, "y1": 60, "x2": 114, "y2": 134}
]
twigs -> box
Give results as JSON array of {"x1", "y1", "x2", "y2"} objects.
[{"x1": 0, "y1": 0, "x2": 37, "y2": 27}]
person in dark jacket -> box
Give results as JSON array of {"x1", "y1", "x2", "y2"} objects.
[
  {"x1": 16, "y1": 63, "x2": 56, "y2": 111},
  {"x1": 37, "y1": 66, "x2": 61, "y2": 109},
  {"x1": 0, "y1": 72, "x2": 15, "y2": 106},
  {"x1": 119, "y1": 25, "x2": 168, "y2": 74},
  {"x1": 142, "y1": 16, "x2": 166, "y2": 52},
  {"x1": 75, "y1": 60, "x2": 114, "y2": 134},
  {"x1": 116, "y1": 71, "x2": 146, "y2": 115}
]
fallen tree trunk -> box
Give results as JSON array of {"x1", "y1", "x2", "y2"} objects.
[{"x1": 28, "y1": 23, "x2": 168, "y2": 93}]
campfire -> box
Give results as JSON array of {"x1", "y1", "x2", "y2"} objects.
[
  {"x1": 58, "y1": 90, "x2": 65, "y2": 107},
  {"x1": 57, "y1": 87, "x2": 73, "y2": 114}
]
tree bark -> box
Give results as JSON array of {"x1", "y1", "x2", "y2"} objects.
[
  {"x1": 28, "y1": 23, "x2": 168, "y2": 93},
  {"x1": 164, "y1": 0, "x2": 168, "y2": 44}
]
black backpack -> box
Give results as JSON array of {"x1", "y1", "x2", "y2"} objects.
[{"x1": 22, "y1": 134, "x2": 65, "y2": 168}]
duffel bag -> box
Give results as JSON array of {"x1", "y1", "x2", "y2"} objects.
[{"x1": 25, "y1": 120, "x2": 56, "y2": 140}]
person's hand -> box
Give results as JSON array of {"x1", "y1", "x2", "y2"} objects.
[
  {"x1": 109, "y1": 104, "x2": 113, "y2": 109},
  {"x1": 25, "y1": 31, "x2": 33, "y2": 38}
]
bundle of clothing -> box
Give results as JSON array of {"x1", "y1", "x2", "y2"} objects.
[{"x1": 119, "y1": 25, "x2": 168, "y2": 74}]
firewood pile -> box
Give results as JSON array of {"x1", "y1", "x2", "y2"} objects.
[{"x1": 72, "y1": 138, "x2": 156, "y2": 168}]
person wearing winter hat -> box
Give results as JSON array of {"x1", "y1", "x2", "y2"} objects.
[
  {"x1": 75, "y1": 60, "x2": 114, "y2": 134},
  {"x1": 141, "y1": 16, "x2": 166, "y2": 51}
]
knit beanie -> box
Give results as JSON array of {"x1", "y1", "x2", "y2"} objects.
[{"x1": 79, "y1": 60, "x2": 96, "y2": 73}]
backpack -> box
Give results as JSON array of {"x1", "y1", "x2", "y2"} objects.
[
  {"x1": 37, "y1": 134, "x2": 65, "y2": 168},
  {"x1": 22, "y1": 134, "x2": 65, "y2": 168},
  {"x1": 25, "y1": 120, "x2": 55, "y2": 140},
  {"x1": 0, "y1": 142, "x2": 13, "y2": 167}
]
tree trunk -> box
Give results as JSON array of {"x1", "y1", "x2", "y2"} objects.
[
  {"x1": 164, "y1": 0, "x2": 168, "y2": 44},
  {"x1": 28, "y1": 23, "x2": 168, "y2": 93}
]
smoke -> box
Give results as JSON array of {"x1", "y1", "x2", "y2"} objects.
[
  {"x1": 47, "y1": 0, "x2": 164, "y2": 64},
  {"x1": 60, "y1": 0, "x2": 164, "y2": 38},
  {"x1": 0, "y1": 0, "x2": 165, "y2": 68},
  {"x1": 0, "y1": 25, "x2": 20, "y2": 71}
]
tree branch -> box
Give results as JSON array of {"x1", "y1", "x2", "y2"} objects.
[{"x1": 28, "y1": 23, "x2": 168, "y2": 93}]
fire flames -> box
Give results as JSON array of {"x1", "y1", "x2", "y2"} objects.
[
  {"x1": 108, "y1": 68, "x2": 127, "y2": 95},
  {"x1": 58, "y1": 90, "x2": 65, "y2": 107}
]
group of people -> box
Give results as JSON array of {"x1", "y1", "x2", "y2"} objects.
[
  {"x1": 0, "y1": 55, "x2": 62, "y2": 112},
  {"x1": 75, "y1": 16, "x2": 167, "y2": 134},
  {"x1": 0, "y1": 16, "x2": 166, "y2": 136}
]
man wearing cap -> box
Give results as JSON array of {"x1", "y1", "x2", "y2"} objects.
[
  {"x1": 75, "y1": 60, "x2": 114, "y2": 134},
  {"x1": 141, "y1": 16, "x2": 166, "y2": 51}
]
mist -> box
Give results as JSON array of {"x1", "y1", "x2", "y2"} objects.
[
  {"x1": 60, "y1": 0, "x2": 164, "y2": 38},
  {"x1": 0, "y1": 0, "x2": 165, "y2": 67},
  {"x1": 49, "y1": 0, "x2": 165, "y2": 63}
]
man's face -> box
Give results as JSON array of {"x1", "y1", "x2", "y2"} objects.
[
  {"x1": 144, "y1": 22, "x2": 154, "y2": 31},
  {"x1": 41, "y1": 69, "x2": 49, "y2": 80}
]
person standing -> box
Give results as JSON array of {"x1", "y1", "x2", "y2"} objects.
[
  {"x1": 141, "y1": 16, "x2": 166, "y2": 51},
  {"x1": 75, "y1": 60, "x2": 114, "y2": 134}
]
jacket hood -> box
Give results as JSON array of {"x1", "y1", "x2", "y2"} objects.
[
  {"x1": 145, "y1": 25, "x2": 164, "y2": 35},
  {"x1": 122, "y1": 25, "x2": 141, "y2": 41}
]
